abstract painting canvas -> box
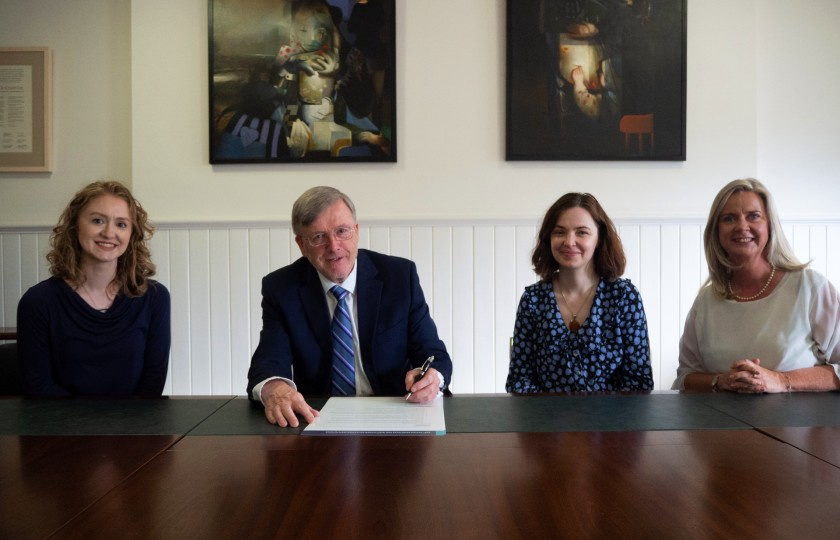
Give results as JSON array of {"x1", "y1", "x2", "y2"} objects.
[
  {"x1": 209, "y1": 0, "x2": 395, "y2": 163},
  {"x1": 506, "y1": 0, "x2": 686, "y2": 161}
]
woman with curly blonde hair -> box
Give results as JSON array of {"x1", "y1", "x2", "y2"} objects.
[{"x1": 17, "y1": 180, "x2": 170, "y2": 395}]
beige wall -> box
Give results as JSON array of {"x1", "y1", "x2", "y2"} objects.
[
  {"x1": 0, "y1": 0, "x2": 131, "y2": 226},
  {"x1": 1, "y1": 0, "x2": 838, "y2": 227},
  {"x1": 756, "y1": 1, "x2": 840, "y2": 217}
]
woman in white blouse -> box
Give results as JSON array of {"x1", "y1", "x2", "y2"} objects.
[{"x1": 674, "y1": 178, "x2": 840, "y2": 393}]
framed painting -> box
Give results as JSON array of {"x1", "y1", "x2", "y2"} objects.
[
  {"x1": 506, "y1": 0, "x2": 686, "y2": 161},
  {"x1": 0, "y1": 47, "x2": 52, "y2": 172},
  {"x1": 208, "y1": 0, "x2": 395, "y2": 164}
]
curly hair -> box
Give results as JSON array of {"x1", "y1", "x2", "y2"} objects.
[
  {"x1": 47, "y1": 180, "x2": 156, "y2": 297},
  {"x1": 532, "y1": 193, "x2": 626, "y2": 281},
  {"x1": 703, "y1": 178, "x2": 807, "y2": 297}
]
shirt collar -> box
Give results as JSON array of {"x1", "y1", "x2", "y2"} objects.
[{"x1": 317, "y1": 263, "x2": 358, "y2": 296}]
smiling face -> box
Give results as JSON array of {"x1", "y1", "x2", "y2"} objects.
[
  {"x1": 551, "y1": 206, "x2": 599, "y2": 273},
  {"x1": 717, "y1": 190, "x2": 769, "y2": 265},
  {"x1": 76, "y1": 194, "x2": 132, "y2": 268},
  {"x1": 295, "y1": 199, "x2": 359, "y2": 284}
]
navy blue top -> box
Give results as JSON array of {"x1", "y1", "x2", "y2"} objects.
[
  {"x1": 506, "y1": 278, "x2": 653, "y2": 393},
  {"x1": 17, "y1": 276, "x2": 171, "y2": 396}
]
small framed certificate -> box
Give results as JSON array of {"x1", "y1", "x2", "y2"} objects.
[{"x1": 0, "y1": 47, "x2": 52, "y2": 172}]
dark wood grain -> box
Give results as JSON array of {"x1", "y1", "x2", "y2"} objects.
[
  {"x1": 0, "y1": 327, "x2": 16, "y2": 340},
  {"x1": 0, "y1": 435, "x2": 178, "y2": 539},
  {"x1": 761, "y1": 426, "x2": 840, "y2": 468},
  {"x1": 51, "y1": 431, "x2": 840, "y2": 539}
]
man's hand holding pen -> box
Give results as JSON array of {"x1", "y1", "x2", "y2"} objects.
[{"x1": 404, "y1": 356, "x2": 440, "y2": 403}]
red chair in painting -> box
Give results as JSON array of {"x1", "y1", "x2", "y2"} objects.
[{"x1": 619, "y1": 114, "x2": 654, "y2": 153}]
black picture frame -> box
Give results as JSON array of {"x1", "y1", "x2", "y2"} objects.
[
  {"x1": 506, "y1": 0, "x2": 686, "y2": 161},
  {"x1": 208, "y1": 0, "x2": 396, "y2": 164}
]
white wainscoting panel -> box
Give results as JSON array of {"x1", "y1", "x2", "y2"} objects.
[{"x1": 3, "y1": 219, "x2": 840, "y2": 395}]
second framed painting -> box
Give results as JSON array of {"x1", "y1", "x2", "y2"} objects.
[
  {"x1": 506, "y1": 0, "x2": 686, "y2": 161},
  {"x1": 208, "y1": 0, "x2": 395, "y2": 164}
]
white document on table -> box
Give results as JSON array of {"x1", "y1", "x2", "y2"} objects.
[{"x1": 302, "y1": 396, "x2": 446, "y2": 435}]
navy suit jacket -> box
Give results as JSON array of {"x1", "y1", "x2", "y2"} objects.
[{"x1": 247, "y1": 249, "x2": 452, "y2": 398}]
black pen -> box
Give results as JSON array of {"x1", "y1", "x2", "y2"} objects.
[{"x1": 405, "y1": 356, "x2": 434, "y2": 400}]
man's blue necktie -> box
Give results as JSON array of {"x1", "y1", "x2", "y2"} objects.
[{"x1": 330, "y1": 285, "x2": 356, "y2": 396}]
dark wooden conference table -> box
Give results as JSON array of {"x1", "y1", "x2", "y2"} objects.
[{"x1": 2, "y1": 392, "x2": 840, "y2": 539}]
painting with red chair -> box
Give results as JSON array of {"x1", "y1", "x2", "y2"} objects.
[{"x1": 506, "y1": 0, "x2": 685, "y2": 161}]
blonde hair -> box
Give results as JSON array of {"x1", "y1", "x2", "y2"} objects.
[{"x1": 703, "y1": 178, "x2": 807, "y2": 297}]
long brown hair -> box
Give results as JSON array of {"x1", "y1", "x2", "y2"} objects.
[
  {"x1": 532, "y1": 193, "x2": 626, "y2": 281},
  {"x1": 47, "y1": 180, "x2": 156, "y2": 296}
]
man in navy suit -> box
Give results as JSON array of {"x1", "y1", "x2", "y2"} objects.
[{"x1": 247, "y1": 186, "x2": 453, "y2": 427}]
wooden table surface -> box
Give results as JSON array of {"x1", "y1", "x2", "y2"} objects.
[
  {"x1": 3, "y1": 394, "x2": 840, "y2": 539},
  {"x1": 760, "y1": 426, "x2": 840, "y2": 468},
  {"x1": 0, "y1": 435, "x2": 178, "y2": 540},
  {"x1": 0, "y1": 327, "x2": 15, "y2": 340},
  {"x1": 48, "y1": 431, "x2": 840, "y2": 540}
]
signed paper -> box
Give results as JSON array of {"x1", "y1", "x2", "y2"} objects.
[{"x1": 303, "y1": 396, "x2": 446, "y2": 435}]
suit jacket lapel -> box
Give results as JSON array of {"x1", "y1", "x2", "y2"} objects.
[
  {"x1": 298, "y1": 264, "x2": 331, "y2": 352},
  {"x1": 355, "y1": 250, "x2": 382, "y2": 370}
]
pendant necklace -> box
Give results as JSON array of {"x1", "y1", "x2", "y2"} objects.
[
  {"x1": 728, "y1": 266, "x2": 775, "y2": 301},
  {"x1": 78, "y1": 283, "x2": 115, "y2": 312},
  {"x1": 558, "y1": 280, "x2": 598, "y2": 332}
]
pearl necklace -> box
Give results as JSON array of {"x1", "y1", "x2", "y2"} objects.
[{"x1": 728, "y1": 266, "x2": 775, "y2": 301}]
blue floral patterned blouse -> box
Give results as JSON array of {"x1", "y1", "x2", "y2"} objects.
[{"x1": 506, "y1": 278, "x2": 653, "y2": 393}]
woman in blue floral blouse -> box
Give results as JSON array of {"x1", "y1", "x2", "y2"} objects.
[{"x1": 506, "y1": 193, "x2": 653, "y2": 393}]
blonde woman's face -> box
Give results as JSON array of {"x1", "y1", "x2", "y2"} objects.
[{"x1": 717, "y1": 191, "x2": 769, "y2": 264}]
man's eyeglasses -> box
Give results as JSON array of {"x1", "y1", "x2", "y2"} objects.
[{"x1": 305, "y1": 226, "x2": 355, "y2": 247}]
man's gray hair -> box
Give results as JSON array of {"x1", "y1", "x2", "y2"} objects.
[{"x1": 291, "y1": 186, "x2": 357, "y2": 235}]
